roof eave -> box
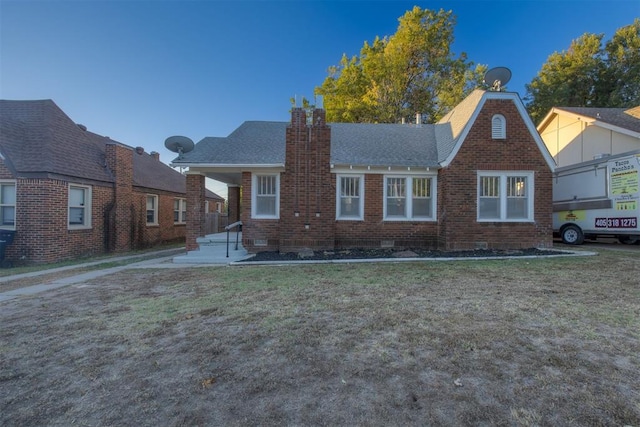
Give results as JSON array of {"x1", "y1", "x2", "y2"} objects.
[
  {"x1": 330, "y1": 163, "x2": 440, "y2": 173},
  {"x1": 536, "y1": 108, "x2": 563, "y2": 132},
  {"x1": 440, "y1": 91, "x2": 557, "y2": 171},
  {"x1": 590, "y1": 120, "x2": 640, "y2": 139},
  {"x1": 537, "y1": 107, "x2": 640, "y2": 138},
  {"x1": 170, "y1": 163, "x2": 285, "y2": 169}
]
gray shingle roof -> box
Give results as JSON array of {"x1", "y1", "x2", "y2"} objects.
[
  {"x1": 180, "y1": 122, "x2": 287, "y2": 165},
  {"x1": 436, "y1": 89, "x2": 485, "y2": 163},
  {"x1": 175, "y1": 90, "x2": 494, "y2": 169},
  {"x1": 556, "y1": 106, "x2": 640, "y2": 134},
  {"x1": 133, "y1": 148, "x2": 223, "y2": 199},
  {"x1": 177, "y1": 121, "x2": 444, "y2": 168},
  {"x1": 0, "y1": 99, "x2": 113, "y2": 182},
  {"x1": 330, "y1": 123, "x2": 439, "y2": 167}
]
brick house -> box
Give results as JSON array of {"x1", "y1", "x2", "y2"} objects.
[
  {"x1": 0, "y1": 99, "x2": 224, "y2": 265},
  {"x1": 174, "y1": 89, "x2": 556, "y2": 253}
]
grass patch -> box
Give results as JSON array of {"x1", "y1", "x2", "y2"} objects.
[
  {"x1": 1, "y1": 249, "x2": 639, "y2": 426},
  {"x1": 0, "y1": 242, "x2": 183, "y2": 277},
  {"x1": 0, "y1": 246, "x2": 184, "y2": 292}
]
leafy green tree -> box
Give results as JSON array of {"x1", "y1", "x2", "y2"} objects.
[
  {"x1": 315, "y1": 7, "x2": 485, "y2": 124},
  {"x1": 604, "y1": 18, "x2": 640, "y2": 106},
  {"x1": 525, "y1": 19, "x2": 640, "y2": 123}
]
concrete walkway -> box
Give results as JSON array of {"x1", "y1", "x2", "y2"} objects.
[{"x1": 0, "y1": 240, "x2": 249, "y2": 303}]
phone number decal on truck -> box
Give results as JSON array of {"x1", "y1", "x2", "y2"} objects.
[{"x1": 594, "y1": 217, "x2": 638, "y2": 228}]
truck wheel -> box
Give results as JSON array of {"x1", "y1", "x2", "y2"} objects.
[
  {"x1": 617, "y1": 235, "x2": 639, "y2": 245},
  {"x1": 561, "y1": 225, "x2": 584, "y2": 245}
]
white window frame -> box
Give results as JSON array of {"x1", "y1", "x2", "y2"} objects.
[
  {"x1": 0, "y1": 180, "x2": 16, "y2": 230},
  {"x1": 492, "y1": 114, "x2": 506, "y2": 139},
  {"x1": 383, "y1": 175, "x2": 437, "y2": 221},
  {"x1": 336, "y1": 174, "x2": 364, "y2": 220},
  {"x1": 68, "y1": 183, "x2": 92, "y2": 229},
  {"x1": 146, "y1": 194, "x2": 159, "y2": 226},
  {"x1": 174, "y1": 198, "x2": 186, "y2": 224},
  {"x1": 477, "y1": 171, "x2": 534, "y2": 222},
  {"x1": 251, "y1": 173, "x2": 280, "y2": 219}
]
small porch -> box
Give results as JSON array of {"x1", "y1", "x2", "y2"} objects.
[{"x1": 173, "y1": 231, "x2": 250, "y2": 264}]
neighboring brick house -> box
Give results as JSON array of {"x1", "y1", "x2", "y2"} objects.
[
  {"x1": 174, "y1": 89, "x2": 556, "y2": 253},
  {"x1": 0, "y1": 99, "x2": 224, "y2": 265},
  {"x1": 537, "y1": 106, "x2": 640, "y2": 167}
]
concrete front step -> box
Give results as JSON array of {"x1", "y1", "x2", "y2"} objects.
[
  {"x1": 197, "y1": 231, "x2": 243, "y2": 243},
  {"x1": 173, "y1": 245, "x2": 249, "y2": 264},
  {"x1": 173, "y1": 232, "x2": 250, "y2": 264}
]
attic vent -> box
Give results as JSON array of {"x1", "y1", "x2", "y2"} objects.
[
  {"x1": 77, "y1": 124, "x2": 87, "y2": 131},
  {"x1": 491, "y1": 114, "x2": 506, "y2": 139}
]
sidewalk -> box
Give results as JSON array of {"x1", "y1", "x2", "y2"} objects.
[
  {"x1": 0, "y1": 233, "x2": 253, "y2": 303},
  {"x1": 0, "y1": 246, "x2": 234, "y2": 303}
]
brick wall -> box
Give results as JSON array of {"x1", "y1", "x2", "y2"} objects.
[
  {"x1": 185, "y1": 173, "x2": 205, "y2": 251},
  {"x1": 241, "y1": 171, "x2": 281, "y2": 251},
  {"x1": 242, "y1": 108, "x2": 339, "y2": 253},
  {"x1": 132, "y1": 189, "x2": 188, "y2": 249},
  {"x1": 6, "y1": 177, "x2": 113, "y2": 264},
  {"x1": 334, "y1": 174, "x2": 440, "y2": 249},
  {"x1": 105, "y1": 143, "x2": 133, "y2": 252},
  {"x1": 278, "y1": 108, "x2": 336, "y2": 252},
  {"x1": 437, "y1": 99, "x2": 553, "y2": 250},
  {"x1": 0, "y1": 155, "x2": 190, "y2": 265}
]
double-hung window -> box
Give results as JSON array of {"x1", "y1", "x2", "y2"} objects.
[
  {"x1": 174, "y1": 199, "x2": 186, "y2": 224},
  {"x1": 146, "y1": 195, "x2": 158, "y2": 225},
  {"x1": 337, "y1": 175, "x2": 364, "y2": 220},
  {"x1": 0, "y1": 181, "x2": 16, "y2": 229},
  {"x1": 69, "y1": 184, "x2": 91, "y2": 229},
  {"x1": 478, "y1": 172, "x2": 533, "y2": 221},
  {"x1": 384, "y1": 176, "x2": 435, "y2": 220},
  {"x1": 252, "y1": 174, "x2": 279, "y2": 219}
]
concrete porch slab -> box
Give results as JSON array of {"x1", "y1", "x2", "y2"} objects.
[{"x1": 173, "y1": 232, "x2": 252, "y2": 264}]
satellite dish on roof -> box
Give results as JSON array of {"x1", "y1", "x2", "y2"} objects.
[
  {"x1": 483, "y1": 67, "x2": 512, "y2": 91},
  {"x1": 164, "y1": 136, "x2": 194, "y2": 158}
]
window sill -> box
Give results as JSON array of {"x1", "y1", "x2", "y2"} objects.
[
  {"x1": 383, "y1": 218, "x2": 436, "y2": 222},
  {"x1": 477, "y1": 219, "x2": 534, "y2": 223}
]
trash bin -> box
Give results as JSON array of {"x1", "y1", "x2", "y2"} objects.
[{"x1": 0, "y1": 229, "x2": 16, "y2": 268}]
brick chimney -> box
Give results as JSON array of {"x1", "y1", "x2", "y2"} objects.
[
  {"x1": 279, "y1": 107, "x2": 335, "y2": 252},
  {"x1": 105, "y1": 143, "x2": 133, "y2": 252}
]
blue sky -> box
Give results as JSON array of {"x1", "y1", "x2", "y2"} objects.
[{"x1": 1, "y1": 0, "x2": 637, "y2": 198}]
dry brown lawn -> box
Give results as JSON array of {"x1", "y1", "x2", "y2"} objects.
[{"x1": 1, "y1": 249, "x2": 639, "y2": 426}]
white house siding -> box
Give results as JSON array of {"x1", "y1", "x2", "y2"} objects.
[{"x1": 540, "y1": 114, "x2": 640, "y2": 167}]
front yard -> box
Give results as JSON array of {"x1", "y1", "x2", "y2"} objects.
[{"x1": 1, "y1": 249, "x2": 639, "y2": 426}]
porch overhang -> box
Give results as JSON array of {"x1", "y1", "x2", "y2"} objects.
[
  {"x1": 173, "y1": 163, "x2": 286, "y2": 186},
  {"x1": 330, "y1": 163, "x2": 440, "y2": 174}
]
